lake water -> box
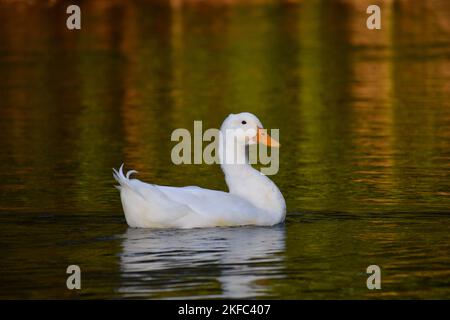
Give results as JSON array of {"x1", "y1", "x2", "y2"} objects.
[{"x1": 0, "y1": 0, "x2": 450, "y2": 299}]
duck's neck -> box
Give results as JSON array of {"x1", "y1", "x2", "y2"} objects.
[{"x1": 218, "y1": 135, "x2": 286, "y2": 217}]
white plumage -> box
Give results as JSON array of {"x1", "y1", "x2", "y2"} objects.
[{"x1": 113, "y1": 112, "x2": 286, "y2": 229}]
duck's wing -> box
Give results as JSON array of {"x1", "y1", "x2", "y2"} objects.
[{"x1": 157, "y1": 185, "x2": 268, "y2": 226}]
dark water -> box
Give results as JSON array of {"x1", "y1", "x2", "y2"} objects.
[{"x1": 1, "y1": 0, "x2": 450, "y2": 299}]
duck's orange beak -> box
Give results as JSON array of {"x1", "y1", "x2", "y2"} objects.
[{"x1": 257, "y1": 127, "x2": 280, "y2": 147}]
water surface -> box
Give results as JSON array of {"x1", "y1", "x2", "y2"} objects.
[{"x1": 0, "y1": 0, "x2": 450, "y2": 299}]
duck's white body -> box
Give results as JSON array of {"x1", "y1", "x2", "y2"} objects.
[{"x1": 113, "y1": 113, "x2": 286, "y2": 229}]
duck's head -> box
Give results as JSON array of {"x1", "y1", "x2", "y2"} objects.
[{"x1": 220, "y1": 112, "x2": 280, "y2": 147}]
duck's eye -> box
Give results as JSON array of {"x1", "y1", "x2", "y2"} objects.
[{"x1": 241, "y1": 120, "x2": 247, "y2": 125}]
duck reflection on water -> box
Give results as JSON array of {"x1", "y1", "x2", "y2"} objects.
[{"x1": 119, "y1": 225, "x2": 286, "y2": 298}]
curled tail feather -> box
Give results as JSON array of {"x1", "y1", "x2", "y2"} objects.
[{"x1": 113, "y1": 163, "x2": 138, "y2": 190}]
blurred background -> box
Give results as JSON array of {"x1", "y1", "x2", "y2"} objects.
[{"x1": 0, "y1": 0, "x2": 449, "y2": 299}]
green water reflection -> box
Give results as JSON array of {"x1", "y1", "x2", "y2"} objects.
[{"x1": 0, "y1": 0, "x2": 449, "y2": 299}]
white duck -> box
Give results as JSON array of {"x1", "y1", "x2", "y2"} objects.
[{"x1": 113, "y1": 112, "x2": 286, "y2": 229}]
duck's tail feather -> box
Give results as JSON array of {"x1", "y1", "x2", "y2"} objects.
[{"x1": 113, "y1": 163, "x2": 138, "y2": 190}]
